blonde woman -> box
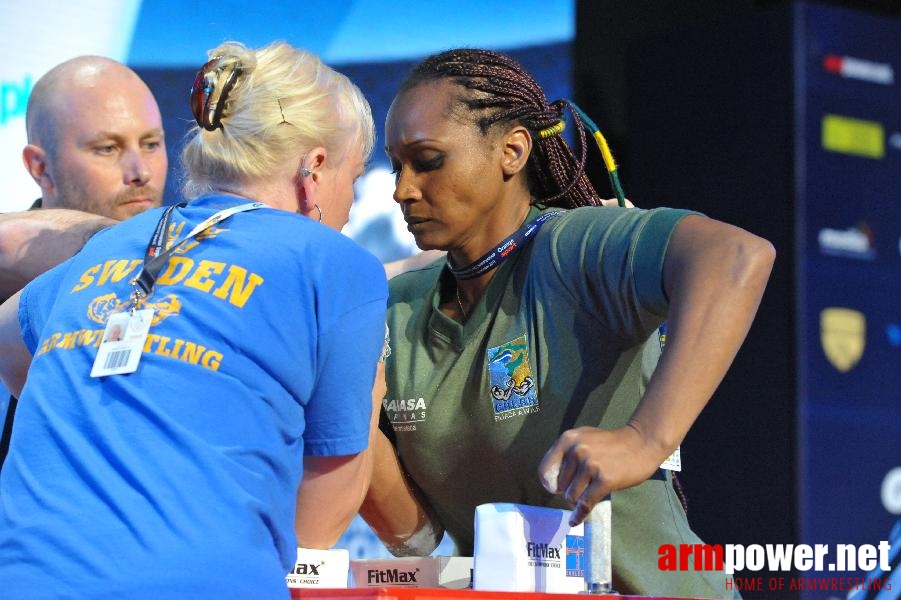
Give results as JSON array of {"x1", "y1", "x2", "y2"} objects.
[{"x1": 0, "y1": 41, "x2": 385, "y2": 598}]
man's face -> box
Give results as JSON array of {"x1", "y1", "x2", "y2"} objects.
[{"x1": 42, "y1": 78, "x2": 167, "y2": 220}]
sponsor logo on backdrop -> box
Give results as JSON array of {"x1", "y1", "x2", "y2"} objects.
[
  {"x1": 0, "y1": 75, "x2": 32, "y2": 126},
  {"x1": 886, "y1": 323, "x2": 901, "y2": 349},
  {"x1": 891, "y1": 132, "x2": 901, "y2": 151},
  {"x1": 822, "y1": 53, "x2": 895, "y2": 85},
  {"x1": 883, "y1": 468, "x2": 901, "y2": 515},
  {"x1": 822, "y1": 114, "x2": 885, "y2": 159},
  {"x1": 820, "y1": 307, "x2": 866, "y2": 373},
  {"x1": 818, "y1": 224, "x2": 876, "y2": 261}
]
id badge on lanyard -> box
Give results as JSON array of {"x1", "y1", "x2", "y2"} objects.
[
  {"x1": 90, "y1": 309, "x2": 155, "y2": 377},
  {"x1": 90, "y1": 201, "x2": 264, "y2": 377}
]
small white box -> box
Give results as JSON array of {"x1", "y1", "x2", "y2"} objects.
[
  {"x1": 473, "y1": 503, "x2": 585, "y2": 594},
  {"x1": 350, "y1": 556, "x2": 473, "y2": 589},
  {"x1": 285, "y1": 547, "x2": 350, "y2": 588}
]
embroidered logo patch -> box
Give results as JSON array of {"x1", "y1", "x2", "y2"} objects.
[
  {"x1": 487, "y1": 335, "x2": 538, "y2": 421},
  {"x1": 87, "y1": 292, "x2": 181, "y2": 326}
]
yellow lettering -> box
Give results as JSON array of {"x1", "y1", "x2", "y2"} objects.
[
  {"x1": 46, "y1": 333, "x2": 61, "y2": 349},
  {"x1": 38, "y1": 336, "x2": 55, "y2": 355},
  {"x1": 35, "y1": 326, "x2": 225, "y2": 373},
  {"x1": 96, "y1": 259, "x2": 142, "y2": 286},
  {"x1": 143, "y1": 334, "x2": 158, "y2": 353},
  {"x1": 180, "y1": 342, "x2": 205, "y2": 365},
  {"x1": 71, "y1": 264, "x2": 101, "y2": 292},
  {"x1": 59, "y1": 332, "x2": 77, "y2": 350},
  {"x1": 166, "y1": 221, "x2": 185, "y2": 245},
  {"x1": 82, "y1": 330, "x2": 100, "y2": 347},
  {"x1": 201, "y1": 350, "x2": 223, "y2": 371},
  {"x1": 156, "y1": 336, "x2": 172, "y2": 357},
  {"x1": 156, "y1": 257, "x2": 194, "y2": 285},
  {"x1": 211, "y1": 265, "x2": 264, "y2": 308},
  {"x1": 33, "y1": 329, "x2": 121, "y2": 357},
  {"x1": 173, "y1": 240, "x2": 199, "y2": 255},
  {"x1": 183, "y1": 260, "x2": 225, "y2": 293}
]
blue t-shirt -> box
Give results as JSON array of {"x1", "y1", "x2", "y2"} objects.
[{"x1": 0, "y1": 195, "x2": 387, "y2": 598}]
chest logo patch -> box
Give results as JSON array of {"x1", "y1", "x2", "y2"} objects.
[
  {"x1": 487, "y1": 334, "x2": 539, "y2": 421},
  {"x1": 87, "y1": 292, "x2": 181, "y2": 326}
]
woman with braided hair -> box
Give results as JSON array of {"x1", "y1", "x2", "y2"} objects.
[{"x1": 361, "y1": 48, "x2": 774, "y2": 597}]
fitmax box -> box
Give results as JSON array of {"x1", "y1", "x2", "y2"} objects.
[
  {"x1": 473, "y1": 503, "x2": 586, "y2": 593},
  {"x1": 286, "y1": 548, "x2": 349, "y2": 589},
  {"x1": 350, "y1": 556, "x2": 473, "y2": 589}
]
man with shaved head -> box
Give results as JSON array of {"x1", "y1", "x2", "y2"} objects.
[
  {"x1": 23, "y1": 55, "x2": 167, "y2": 219},
  {"x1": 0, "y1": 56, "x2": 168, "y2": 466},
  {"x1": 1, "y1": 56, "x2": 167, "y2": 299}
]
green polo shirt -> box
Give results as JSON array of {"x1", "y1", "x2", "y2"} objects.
[{"x1": 383, "y1": 205, "x2": 727, "y2": 598}]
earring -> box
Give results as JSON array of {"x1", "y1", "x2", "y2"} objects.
[
  {"x1": 300, "y1": 152, "x2": 312, "y2": 177},
  {"x1": 313, "y1": 204, "x2": 323, "y2": 222}
]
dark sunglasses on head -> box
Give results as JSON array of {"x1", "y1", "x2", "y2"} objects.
[{"x1": 190, "y1": 57, "x2": 242, "y2": 131}]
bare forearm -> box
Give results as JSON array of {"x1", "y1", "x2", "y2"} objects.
[
  {"x1": 629, "y1": 214, "x2": 776, "y2": 457},
  {"x1": 294, "y1": 361, "x2": 388, "y2": 548},
  {"x1": 359, "y1": 360, "x2": 443, "y2": 555},
  {"x1": 538, "y1": 215, "x2": 775, "y2": 525},
  {"x1": 295, "y1": 451, "x2": 373, "y2": 548},
  {"x1": 360, "y1": 430, "x2": 443, "y2": 556},
  {"x1": 0, "y1": 292, "x2": 30, "y2": 396},
  {"x1": 0, "y1": 209, "x2": 114, "y2": 298}
]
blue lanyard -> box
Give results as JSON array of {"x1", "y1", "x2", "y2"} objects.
[
  {"x1": 448, "y1": 210, "x2": 564, "y2": 280},
  {"x1": 132, "y1": 201, "x2": 264, "y2": 300}
]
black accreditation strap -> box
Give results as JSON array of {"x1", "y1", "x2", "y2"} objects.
[
  {"x1": 448, "y1": 210, "x2": 564, "y2": 280},
  {"x1": 131, "y1": 201, "x2": 264, "y2": 301},
  {"x1": 0, "y1": 393, "x2": 15, "y2": 472}
]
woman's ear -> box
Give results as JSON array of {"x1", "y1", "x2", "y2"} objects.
[
  {"x1": 296, "y1": 146, "x2": 327, "y2": 215},
  {"x1": 501, "y1": 125, "x2": 532, "y2": 178}
]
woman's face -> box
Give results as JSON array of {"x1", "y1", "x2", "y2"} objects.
[
  {"x1": 317, "y1": 140, "x2": 366, "y2": 231},
  {"x1": 385, "y1": 80, "x2": 517, "y2": 254}
]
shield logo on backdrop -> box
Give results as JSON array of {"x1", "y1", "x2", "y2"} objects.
[{"x1": 820, "y1": 307, "x2": 865, "y2": 373}]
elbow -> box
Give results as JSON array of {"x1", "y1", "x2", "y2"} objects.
[
  {"x1": 294, "y1": 513, "x2": 355, "y2": 550},
  {"x1": 384, "y1": 521, "x2": 444, "y2": 557},
  {"x1": 360, "y1": 490, "x2": 445, "y2": 557},
  {"x1": 729, "y1": 233, "x2": 776, "y2": 295}
]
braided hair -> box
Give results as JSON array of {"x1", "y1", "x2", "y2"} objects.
[{"x1": 398, "y1": 49, "x2": 606, "y2": 209}]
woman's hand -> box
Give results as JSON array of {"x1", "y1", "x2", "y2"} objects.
[{"x1": 538, "y1": 424, "x2": 668, "y2": 526}]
